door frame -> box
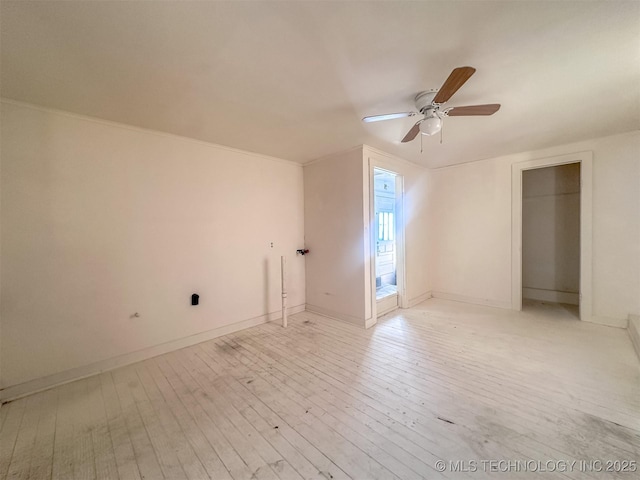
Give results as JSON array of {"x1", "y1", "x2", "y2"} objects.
[
  {"x1": 511, "y1": 151, "x2": 593, "y2": 321},
  {"x1": 368, "y1": 162, "x2": 406, "y2": 323}
]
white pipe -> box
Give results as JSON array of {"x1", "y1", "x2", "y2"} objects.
[{"x1": 281, "y1": 255, "x2": 288, "y2": 328}]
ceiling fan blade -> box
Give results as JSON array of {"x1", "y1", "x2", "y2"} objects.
[
  {"x1": 433, "y1": 66, "x2": 476, "y2": 104},
  {"x1": 362, "y1": 112, "x2": 417, "y2": 123},
  {"x1": 401, "y1": 122, "x2": 421, "y2": 143},
  {"x1": 446, "y1": 104, "x2": 501, "y2": 116}
]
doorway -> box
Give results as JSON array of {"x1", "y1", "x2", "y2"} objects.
[
  {"x1": 374, "y1": 168, "x2": 400, "y2": 316},
  {"x1": 511, "y1": 151, "x2": 593, "y2": 321},
  {"x1": 522, "y1": 163, "x2": 581, "y2": 318}
]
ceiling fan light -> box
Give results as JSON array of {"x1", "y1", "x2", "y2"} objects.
[{"x1": 419, "y1": 115, "x2": 442, "y2": 136}]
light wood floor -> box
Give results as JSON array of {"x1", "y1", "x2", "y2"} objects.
[{"x1": 1, "y1": 299, "x2": 639, "y2": 479}]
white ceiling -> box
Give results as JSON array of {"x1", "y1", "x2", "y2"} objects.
[{"x1": 2, "y1": 1, "x2": 639, "y2": 168}]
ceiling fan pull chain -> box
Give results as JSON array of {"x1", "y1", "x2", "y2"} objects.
[
  {"x1": 440, "y1": 122, "x2": 443, "y2": 144},
  {"x1": 420, "y1": 132, "x2": 423, "y2": 153}
]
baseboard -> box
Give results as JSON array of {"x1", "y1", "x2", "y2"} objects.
[
  {"x1": 522, "y1": 287, "x2": 579, "y2": 305},
  {"x1": 406, "y1": 291, "x2": 432, "y2": 308},
  {"x1": 627, "y1": 314, "x2": 640, "y2": 361},
  {"x1": 431, "y1": 291, "x2": 511, "y2": 310},
  {"x1": 364, "y1": 317, "x2": 377, "y2": 329},
  {"x1": 305, "y1": 303, "x2": 368, "y2": 328},
  {"x1": 583, "y1": 315, "x2": 628, "y2": 329},
  {"x1": 0, "y1": 304, "x2": 305, "y2": 403}
]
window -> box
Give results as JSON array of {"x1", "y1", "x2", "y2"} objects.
[{"x1": 377, "y1": 212, "x2": 394, "y2": 241}]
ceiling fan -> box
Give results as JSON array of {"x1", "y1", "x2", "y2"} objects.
[{"x1": 362, "y1": 66, "x2": 500, "y2": 142}]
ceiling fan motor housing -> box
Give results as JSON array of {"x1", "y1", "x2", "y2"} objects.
[{"x1": 415, "y1": 90, "x2": 439, "y2": 113}]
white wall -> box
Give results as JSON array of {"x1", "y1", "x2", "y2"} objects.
[
  {"x1": 522, "y1": 163, "x2": 580, "y2": 304},
  {"x1": 0, "y1": 100, "x2": 305, "y2": 392},
  {"x1": 429, "y1": 156, "x2": 513, "y2": 308},
  {"x1": 304, "y1": 148, "x2": 369, "y2": 325},
  {"x1": 430, "y1": 131, "x2": 640, "y2": 324}
]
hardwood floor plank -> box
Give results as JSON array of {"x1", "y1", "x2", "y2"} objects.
[
  {"x1": 268, "y1": 316, "x2": 636, "y2": 476},
  {"x1": 180, "y1": 348, "x2": 305, "y2": 480},
  {"x1": 143, "y1": 359, "x2": 233, "y2": 480},
  {"x1": 211, "y1": 331, "x2": 465, "y2": 479},
  {"x1": 367, "y1": 312, "x2": 640, "y2": 420},
  {"x1": 243, "y1": 319, "x2": 622, "y2": 479},
  {"x1": 72, "y1": 379, "x2": 97, "y2": 480},
  {"x1": 0, "y1": 399, "x2": 28, "y2": 480},
  {"x1": 226, "y1": 322, "x2": 604, "y2": 480},
  {"x1": 206, "y1": 336, "x2": 440, "y2": 480},
  {"x1": 168, "y1": 349, "x2": 290, "y2": 480},
  {"x1": 5, "y1": 393, "x2": 43, "y2": 480},
  {"x1": 278, "y1": 312, "x2": 640, "y2": 458},
  {"x1": 99, "y1": 372, "x2": 142, "y2": 480},
  {"x1": 163, "y1": 352, "x2": 281, "y2": 480},
  {"x1": 215, "y1": 329, "x2": 517, "y2": 480},
  {"x1": 51, "y1": 382, "x2": 77, "y2": 480},
  {"x1": 133, "y1": 362, "x2": 212, "y2": 479},
  {"x1": 110, "y1": 370, "x2": 165, "y2": 479},
  {"x1": 188, "y1": 352, "x2": 352, "y2": 480},
  {"x1": 113, "y1": 367, "x2": 187, "y2": 479},
  {"x1": 0, "y1": 404, "x2": 9, "y2": 433},
  {"x1": 154, "y1": 354, "x2": 258, "y2": 480},
  {"x1": 195, "y1": 339, "x2": 405, "y2": 480},
  {"x1": 26, "y1": 389, "x2": 58, "y2": 480},
  {"x1": 3, "y1": 299, "x2": 638, "y2": 480},
  {"x1": 85, "y1": 376, "x2": 119, "y2": 480}
]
